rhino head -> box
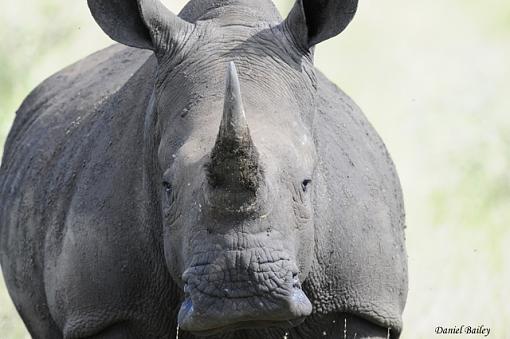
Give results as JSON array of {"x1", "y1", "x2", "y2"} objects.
[{"x1": 88, "y1": 0, "x2": 357, "y2": 335}]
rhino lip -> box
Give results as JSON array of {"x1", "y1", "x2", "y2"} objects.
[
  {"x1": 177, "y1": 287, "x2": 313, "y2": 335},
  {"x1": 184, "y1": 316, "x2": 306, "y2": 336}
]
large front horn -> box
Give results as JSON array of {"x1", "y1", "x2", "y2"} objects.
[{"x1": 207, "y1": 62, "x2": 262, "y2": 193}]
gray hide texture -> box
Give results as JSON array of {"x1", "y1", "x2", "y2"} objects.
[{"x1": 0, "y1": 0, "x2": 407, "y2": 338}]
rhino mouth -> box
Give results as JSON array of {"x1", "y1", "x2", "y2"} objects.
[
  {"x1": 179, "y1": 303, "x2": 306, "y2": 336},
  {"x1": 178, "y1": 294, "x2": 309, "y2": 336},
  {"x1": 177, "y1": 248, "x2": 313, "y2": 334}
]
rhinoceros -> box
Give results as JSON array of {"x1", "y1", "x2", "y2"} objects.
[{"x1": 0, "y1": 0, "x2": 408, "y2": 338}]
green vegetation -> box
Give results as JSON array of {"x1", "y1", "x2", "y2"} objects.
[{"x1": 1, "y1": 1, "x2": 509, "y2": 338}]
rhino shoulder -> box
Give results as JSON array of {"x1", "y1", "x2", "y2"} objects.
[
  {"x1": 0, "y1": 44, "x2": 156, "y2": 249},
  {"x1": 310, "y1": 71, "x2": 408, "y2": 335}
]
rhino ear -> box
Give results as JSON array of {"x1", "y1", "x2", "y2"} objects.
[
  {"x1": 88, "y1": 0, "x2": 192, "y2": 53},
  {"x1": 284, "y1": 0, "x2": 358, "y2": 49}
]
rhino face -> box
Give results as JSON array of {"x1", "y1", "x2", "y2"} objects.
[
  {"x1": 160, "y1": 60, "x2": 317, "y2": 333},
  {"x1": 88, "y1": 0, "x2": 357, "y2": 334},
  {"x1": 156, "y1": 31, "x2": 318, "y2": 333}
]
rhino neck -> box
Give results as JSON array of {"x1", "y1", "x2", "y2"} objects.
[{"x1": 179, "y1": 0, "x2": 282, "y2": 24}]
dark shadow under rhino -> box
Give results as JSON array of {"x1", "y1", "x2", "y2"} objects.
[{"x1": 0, "y1": 0, "x2": 407, "y2": 338}]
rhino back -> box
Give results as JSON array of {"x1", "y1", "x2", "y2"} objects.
[{"x1": 309, "y1": 71, "x2": 407, "y2": 334}]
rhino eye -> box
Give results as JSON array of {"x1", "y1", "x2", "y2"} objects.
[
  {"x1": 162, "y1": 181, "x2": 173, "y2": 195},
  {"x1": 301, "y1": 179, "x2": 312, "y2": 192}
]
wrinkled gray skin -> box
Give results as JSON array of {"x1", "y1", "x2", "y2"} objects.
[{"x1": 0, "y1": 0, "x2": 407, "y2": 338}]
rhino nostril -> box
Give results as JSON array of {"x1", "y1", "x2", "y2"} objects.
[{"x1": 292, "y1": 273, "x2": 301, "y2": 289}]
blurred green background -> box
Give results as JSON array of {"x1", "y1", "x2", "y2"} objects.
[{"x1": 1, "y1": 0, "x2": 509, "y2": 338}]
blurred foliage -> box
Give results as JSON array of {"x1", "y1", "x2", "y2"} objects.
[
  {"x1": 1, "y1": 0, "x2": 509, "y2": 338},
  {"x1": 0, "y1": 2, "x2": 104, "y2": 156}
]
